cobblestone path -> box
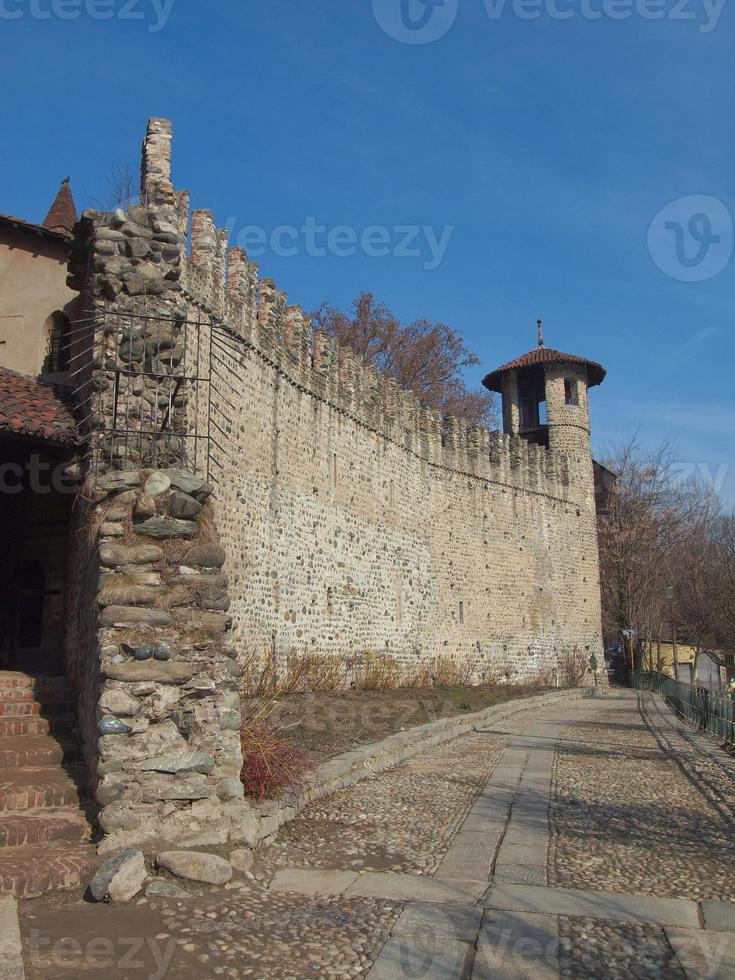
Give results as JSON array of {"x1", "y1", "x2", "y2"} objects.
[
  {"x1": 16, "y1": 689, "x2": 735, "y2": 979},
  {"x1": 549, "y1": 691, "x2": 735, "y2": 902}
]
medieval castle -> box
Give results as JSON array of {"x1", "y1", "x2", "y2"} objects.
[{"x1": 0, "y1": 118, "x2": 606, "y2": 871}]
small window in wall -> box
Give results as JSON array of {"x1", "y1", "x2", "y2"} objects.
[
  {"x1": 459, "y1": 601, "x2": 465, "y2": 625},
  {"x1": 332, "y1": 453, "x2": 338, "y2": 487},
  {"x1": 44, "y1": 312, "x2": 71, "y2": 374},
  {"x1": 564, "y1": 378, "x2": 579, "y2": 406}
]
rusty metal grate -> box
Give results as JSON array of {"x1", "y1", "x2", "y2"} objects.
[{"x1": 69, "y1": 308, "x2": 239, "y2": 483}]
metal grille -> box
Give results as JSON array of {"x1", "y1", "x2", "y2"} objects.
[
  {"x1": 69, "y1": 308, "x2": 238, "y2": 483},
  {"x1": 634, "y1": 670, "x2": 735, "y2": 748}
]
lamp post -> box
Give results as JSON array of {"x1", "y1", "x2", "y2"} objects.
[{"x1": 665, "y1": 585, "x2": 678, "y2": 681}]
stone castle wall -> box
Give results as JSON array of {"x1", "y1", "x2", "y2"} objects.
[{"x1": 68, "y1": 118, "x2": 603, "y2": 692}]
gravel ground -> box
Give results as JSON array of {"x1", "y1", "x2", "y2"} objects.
[
  {"x1": 154, "y1": 890, "x2": 400, "y2": 979},
  {"x1": 558, "y1": 916, "x2": 685, "y2": 979},
  {"x1": 549, "y1": 693, "x2": 735, "y2": 901},
  {"x1": 256, "y1": 730, "x2": 511, "y2": 878},
  {"x1": 21, "y1": 887, "x2": 400, "y2": 980}
]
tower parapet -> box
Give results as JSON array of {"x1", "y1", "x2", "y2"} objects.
[{"x1": 482, "y1": 329, "x2": 606, "y2": 508}]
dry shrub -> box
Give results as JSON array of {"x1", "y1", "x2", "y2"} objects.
[
  {"x1": 527, "y1": 665, "x2": 556, "y2": 688},
  {"x1": 299, "y1": 653, "x2": 351, "y2": 692},
  {"x1": 557, "y1": 646, "x2": 590, "y2": 688},
  {"x1": 496, "y1": 661, "x2": 519, "y2": 685},
  {"x1": 239, "y1": 647, "x2": 279, "y2": 697},
  {"x1": 239, "y1": 648, "x2": 350, "y2": 697},
  {"x1": 353, "y1": 651, "x2": 401, "y2": 691},
  {"x1": 240, "y1": 698, "x2": 314, "y2": 800},
  {"x1": 428, "y1": 656, "x2": 474, "y2": 687}
]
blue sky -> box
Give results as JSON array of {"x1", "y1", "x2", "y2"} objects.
[{"x1": 2, "y1": 0, "x2": 733, "y2": 502}]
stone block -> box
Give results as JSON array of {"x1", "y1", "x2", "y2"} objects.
[
  {"x1": 100, "y1": 543, "x2": 162, "y2": 567},
  {"x1": 90, "y1": 849, "x2": 147, "y2": 903},
  {"x1": 99, "y1": 605, "x2": 172, "y2": 627},
  {"x1": 157, "y1": 851, "x2": 233, "y2": 885}
]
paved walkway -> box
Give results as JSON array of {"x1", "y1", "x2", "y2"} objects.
[
  {"x1": 271, "y1": 690, "x2": 735, "y2": 979},
  {"x1": 13, "y1": 688, "x2": 735, "y2": 979}
]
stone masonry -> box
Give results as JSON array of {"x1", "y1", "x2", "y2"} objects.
[
  {"x1": 71, "y1": 468, "x2": 258, "y2": 855},
  {"x1": 60, "y1": 118, "x2": 605, "y2": 850}
]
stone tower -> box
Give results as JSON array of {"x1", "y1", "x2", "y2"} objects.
[{"x1": 481, "y1": 323, "x2": 606, "y2": 513}]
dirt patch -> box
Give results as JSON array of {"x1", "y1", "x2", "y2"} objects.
[{"x1": 243, "y1": 683, "x2": 550, "y2": 763}]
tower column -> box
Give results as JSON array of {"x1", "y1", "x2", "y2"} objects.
[{"x1": 501, "y1": 371, "x2": 520, "y2": 435}]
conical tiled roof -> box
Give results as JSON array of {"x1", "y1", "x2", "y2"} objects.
[
  {"x1": 482, "y1": 346, "x2": 606, "y2": 392},
  {"x1": 42, "y1": 178, "x2": 77, "y2": 237}
]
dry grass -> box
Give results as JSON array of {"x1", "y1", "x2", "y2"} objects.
[
  {"x1": 558, "y1": 645, "x2": 590, "y2": 687},
  {"x1": 353, "y1": 652, "x2": 401, "y2": 691},
  {"x1": 239, "y1": 698, "x2": 314, "y2": 800},
  {"x1": 240, "y1": 648, "x2": 353, "y2": 697}
]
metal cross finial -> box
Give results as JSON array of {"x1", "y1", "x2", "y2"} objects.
[{"x1": 537, "y1": 319, "x2": 544, "y2": 347}]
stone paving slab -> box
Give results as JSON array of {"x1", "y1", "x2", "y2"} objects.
[
  {"x1": 700, "y1": 900, "x2": 735, "y2": 933},
  {"x1": 269, "y1": 867, "x2": 360, "y2": 897},
  {"x1": 665, "y1": 927, "x2": 735, "y2": 979},
  {"x1": 0, "y1": 897, "x2": 24, "y2": 980},
  {"x1": 435, "y1": 832, "x2": 500, "y2": 881},
  {"x1": 391, "y1": 903, "x2": 483, "y2": 943},
  {"x1": 366, "y1": 937, "x2": 473, "y2": 979},
  {"x1": 495, "y1": 841, "x2": 547, "y2": 867},
  {"x1": 493, "y1": 864, "x2": 547, "y2": 886},
  {"x1": 474, "y1": 910, "x2": 558, "y2": 979},
  {"x1": 346, "y1": 871, "x2": 487, "y2": 905},
  {"x1": 483, "y1": 882, "x2": 701, "y2": 928},
  {"x1": 461, "y1": 813, "x2": 508, "y2": 834}
]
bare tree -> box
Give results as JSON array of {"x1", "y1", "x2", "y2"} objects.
[
  {"x1": 92, "y1": 163, "x2": 138, "y2": 212},
  {"x1": 313, "y1": 292, "x2": 497, "y2": 427},
  {"x1": 599, "y1": 436, "x2": 734, "y2": 663}
]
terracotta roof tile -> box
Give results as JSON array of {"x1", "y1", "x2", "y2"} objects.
[
  {"x1": 0, "y1": 368, "x2": 80, "y2": 445},
  {"x1": 482, "y1": 346, "x2": 606, "y2": 392}
]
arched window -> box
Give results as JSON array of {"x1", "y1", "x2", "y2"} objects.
[{"x1": 44, "y1": 311, "x2": 71, "y2": 373}]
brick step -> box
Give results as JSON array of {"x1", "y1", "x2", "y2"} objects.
[
  {"x1": 0, "y1": 672, "x2": 68, "y2": 692},
  {"x1": 0, "y1": 735, "x2": 81, "y2": 769},
  {"x1": 0, "y1": 811, "x2": 92, "y2": 848},
  {"x1": 0, "y1": 715, "x2": 75, "y2": 737},
  {"x1": 0, "y1": 686, "x2": 73, "y2": 704},
  {"x1": 0, "y1": 699, "x2": 75, "y2": 718},
  {"x1": 0, "y1": 843, "x2": 98, "y2": 899},
  {"x1": 0, "y1": 767, "x2": 87, "y2": 812}
]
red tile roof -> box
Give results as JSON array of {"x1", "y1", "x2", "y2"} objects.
[
  {"x1": 0, "y1": 368, "x2": 80, "y2": 445},
  {"x1": 42, "y1": 178, "x2": 78, "y2": 237},
  {"x1": 0, "y1": 212, "x2": 71, "y2": 244},
  {"x1": 482, "y1": 346, "x2": 606, "y2": 392}
]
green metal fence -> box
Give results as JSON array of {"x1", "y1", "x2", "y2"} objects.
[{"x1": 633, "y1": 670, "x2": 735, "y2": 748}]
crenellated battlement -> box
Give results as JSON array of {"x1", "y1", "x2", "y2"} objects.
[{"x1": 67, "y1": 117, "x2": 578, "y2": 504}]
